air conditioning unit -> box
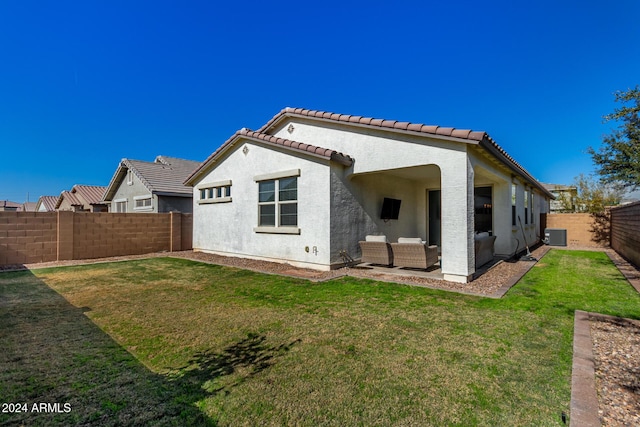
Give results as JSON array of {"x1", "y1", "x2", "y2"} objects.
[{"x1": 544, "y1": 228, "x2": 567, "y2": 246}]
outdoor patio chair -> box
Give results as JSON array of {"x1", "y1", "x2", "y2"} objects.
[
  {"x1": 358, "y1": 235, "x2": 393, "y2": 266},
  {"x1": 391, "y1": 237, "x2": 438, "y2": 270}
]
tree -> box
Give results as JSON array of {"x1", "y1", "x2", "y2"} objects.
[
  {"x1": 558, "y1": 174, "x2": 624, "y2": 246},
  {"x1": 588, "y1": 86, "x2": 640, "y2": 189},
  {"x1": 558, "y1": 173, "x2": 624, "y2": 214}
]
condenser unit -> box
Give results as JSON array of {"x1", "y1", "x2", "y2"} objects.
[{"x1": 544, "y1": 228, "x2": 567, "y2": 246}]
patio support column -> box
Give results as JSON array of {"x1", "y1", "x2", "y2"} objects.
[{"x1": 439, "y1": 156, "x2": 475, "y2": 283}]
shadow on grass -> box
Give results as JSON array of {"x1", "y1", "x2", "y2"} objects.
[
  {"x1": 168, "y1": 334, "x2": 301, "y2": 397},
  {"x1": 0, "y1": 270, "x2": 296, "y2": 426}
]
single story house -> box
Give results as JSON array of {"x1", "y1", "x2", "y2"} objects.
[
  {"x1": 185, "y1": 108, "x2": 553, "y2": 283},
  {"x1": 102, "y1": 156, "x2": 200, "y2": 213},
  {"x1": 55, "y1": 185, "x2": 109, "y2": 212}
]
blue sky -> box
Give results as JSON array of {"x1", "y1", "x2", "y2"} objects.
[{"x1": 1, "y1": 0, "x2": 639, "y2": 203}]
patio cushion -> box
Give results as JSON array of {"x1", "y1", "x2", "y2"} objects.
[
  {"x1": 365, "y1": 235, "x2": 388, "y2": 242},
  {"x1": 397, "y1": 237, "x2": 423, "y2": 244}
]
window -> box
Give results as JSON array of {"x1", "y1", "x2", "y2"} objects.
[
  {"x1": 524, "y1": 189, "x2": 529, "y2": 224},
  {"x1": 474, "y1": 186, "x2": 492, "y2": 233},
  {"x1": 113, "y1": 199, "x2": 127, "y2": 213},
  {"x1": 511, "y1": 183, "x2": 517, "y2": 226},
  {"x1": 254, "y1": 169, "x2": 300, "y2": 234},
  {"x1": 197, "y1": 180, "x2": 232, "y2": 204},
  {"x1": 134, "y1": 196, "x2": 152, "y2": 210},
  {"x1": 258, "y1": 177, "x2": 297, "y2": 227},
  {"x1": 127, "y1": 170, "x2": 134, "y2": 185},
  {"x1": 531, "y1": 193, "x2": 535, "y2": 223}
]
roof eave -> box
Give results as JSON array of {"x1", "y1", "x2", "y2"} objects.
[
  {"x1": 184, "y1": 130, "x2": 353, "y2": 186},
  {"x1": 478, "y1": 138, "x2": 555, "y2": 199}
]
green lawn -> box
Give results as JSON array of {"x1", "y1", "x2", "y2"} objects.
[{"x1": 1, "y1": 249, "x2": 639, "y2": 426}]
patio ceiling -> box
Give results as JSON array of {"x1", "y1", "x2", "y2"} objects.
[{"x1": 355, "y1": 164, "x2": 442, "y2": 182}]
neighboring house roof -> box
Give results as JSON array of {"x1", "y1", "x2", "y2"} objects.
[
  {"x1": 184, "y1": 129, "x2": 353, "y2": 185},
  {"x1": 55, "y1": 185, "x2": 108, "y2": 209},
  {"x1": 21, "y1": 202, "x2": 37, "y2": 212},
  {"x1": 103, "y1": 155, "x2": 201, "y2": 202},
  {"x1": 73, "y1": 185, "x2": 107, "y2": 205},
  {"x1": 258, "y1": 107, "x2": 554, "y2": 199},
  {"x1": 541, "y1": 183, "x2": 577, "y2": 192},
  {"x1": 0, "y1": 200, "x2": 21, "y2": 211},
  {"x1": 36, "y1": 196, "x2": 58, "y2": 212}
]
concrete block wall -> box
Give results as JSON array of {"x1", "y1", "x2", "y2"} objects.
[
  {"x1": 71, "y1": 213, "x2": 172, "y2": 259},
  {"x1": 546, "y1": 213, "x2": 607, "y2": 247},
  {"x1": 0, "y1": 212, "x2": 193, "y2": 266},
  {"x1": 0, "y1": 212, "x2": 58, "y2": 264},
  {"x1": 610, "y1": 201, "x2": 640, "y2": 269}
]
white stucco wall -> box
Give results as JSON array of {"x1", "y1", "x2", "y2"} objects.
[
  {"x1": 191, "y1": 116, "x2": 549, "y2": 281},
  {"x1": 192, "y1": 141, "x2": 335, "y2": 269},
  {"x1": 272, "y1": 119, "x2": 475, "y2": 281}
]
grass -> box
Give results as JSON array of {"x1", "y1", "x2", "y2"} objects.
[{"x1": 1, "y1": 249, "x2": 639, "y2": 426}]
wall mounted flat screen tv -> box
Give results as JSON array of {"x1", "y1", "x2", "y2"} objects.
[{"x1": 380, "y1": 197, "x2": 401, "y2": 220}]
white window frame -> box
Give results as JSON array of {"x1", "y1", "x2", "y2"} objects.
[
  {"x1": 253, "y1": 169, "x2": 300, "y2": 235},
  {"x1": 127, "y1": 170, "x2": 134, "y2": 186},
  {"x1": 133, "y1": 195, "x2": 153, "y2": 211},
  {"x1": 197, "y1": 180, "x2": 232, "y2": 204},
  {"x1": 113, "y1": 198, "x2": 127, "y2": 213}
]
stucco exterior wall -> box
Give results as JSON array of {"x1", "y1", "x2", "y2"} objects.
[
  {"x1": 192, "y1": 141, "x2": 335, "y2": 269},
  {"x1": 110, "y1": 173, "x2": 157, "y2": 213},
  {"x1": 273, "y1": 119, "x2": 476, "y2": 281},
  {"x1": 468, "y1": 149, "x2": 547, "y2": 257}
]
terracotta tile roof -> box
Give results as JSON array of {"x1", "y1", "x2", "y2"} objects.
[
  {"x1": 55, "y1": 190, "x2": 82, "y2": 209},
  {"x1": 36, "y1": 196, "x2": 58, "y2": 212},
  {"x1": 20, "y1": 202, "x2": 37, "y2": 212},
  {"x1": 184, "y1": 129, "x2": 353, "y2": 186},
  {"x1": 103, "y1": 156, "x2": 201, "y2": 201},
  {"x1": 0, "y1": 200, "x2": 21, "y2": 210},
  {"x1": 259, "y1": 107, "x2": 553, "y2": 198},
  {"x1": 72, "y1": 185, "x2": 108, "y2": 205},
  {"x1": 55, "y1": 185, "x2": 108, "y2": 210}
]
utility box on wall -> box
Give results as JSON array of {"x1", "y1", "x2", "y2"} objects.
[{"x1": 545, "y1": 228, "x2": 567, "y2": 246}]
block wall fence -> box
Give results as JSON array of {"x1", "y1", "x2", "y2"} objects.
[
  {"x1": 610, "y1": 201, "x2": 640, "y2": 269},
  {"x1": 0, "y1": 212, "x2": 192, "y2": 266},
  {"x1": 545, "y1": 213, "x2": 608, "y2": 247}
]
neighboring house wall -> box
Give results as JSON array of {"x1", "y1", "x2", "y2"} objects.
[
  {"x1": 107, "y1": 163, "x2": 195, "y2": 213},
  {"x1": 110, "y1": 172, "x2": 156, "y2": 213}
]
